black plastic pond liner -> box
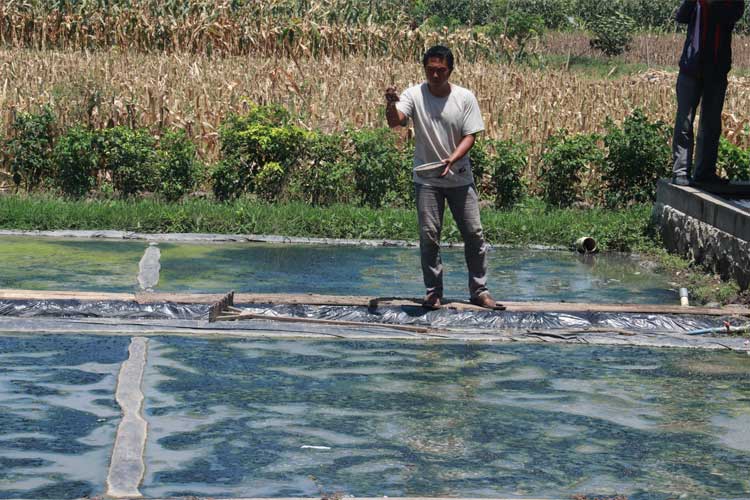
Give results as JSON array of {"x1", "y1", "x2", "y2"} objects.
[
  {"x1": 0, "y1": 299, "x2": 730, "y2": 333},
  {"x1": 0, "y1": 299, "x2": 209, "y2": 320}
]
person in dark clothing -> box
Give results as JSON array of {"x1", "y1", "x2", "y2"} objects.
[{"x1": 672, "y1": 0, "x2": 745, "y2": 186}]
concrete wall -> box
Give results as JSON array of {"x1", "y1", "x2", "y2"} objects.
[{"x1": 653, "y1": 180, "x2": 750, "y2": 290}]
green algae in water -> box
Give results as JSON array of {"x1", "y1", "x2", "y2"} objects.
[
  {"x1": 141, "y1": 339, "x2": 750, "y2": 499},
  {"x1": 157, "y1": 243, "x2": 677, "y2": 304},
  {"x1": 0, "y1": 236, "x2": 678, "y2": 302},
  {"x1": 0, "y1": 237, "x2": 144, "y2": 292},
  {"x1": 0, "y1": 335, "x2": 130, "y2": 499}
]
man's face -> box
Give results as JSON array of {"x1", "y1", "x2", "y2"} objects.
[{"x1": 424, "y1": 56, "x2": 451, "y2": 87}]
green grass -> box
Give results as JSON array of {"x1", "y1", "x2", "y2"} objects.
[{"x1": 0, "y1": 195, "x2": 656, "y2": 252}]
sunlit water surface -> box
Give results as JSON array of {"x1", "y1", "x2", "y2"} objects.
[
  {"x1": 157, "y1": 243, "x2": 676, "y2": 304},
  {"x1": 0, "y1": 335, "x2": 129, "y2": 499},
  {"x1": 142, "y1": 337, "x2": 750, "y2": 499},
  {"x1": 0, "y1": 237, "x2": 677, "y2": 304}
]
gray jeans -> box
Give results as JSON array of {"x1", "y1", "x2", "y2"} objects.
[
  {"x1": 672, "y1": 71, "x2": 728, "y2": 180},
  {"x1": 415, "y1": 183, "x2": 489, "y2": 299}
]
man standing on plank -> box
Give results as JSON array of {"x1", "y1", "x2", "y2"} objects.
[
  {"x1": 384, "y1": 45, "x2": 504, "y2": 311},
  {"x1": 672, "y1": 0, "x2": 745, "y2": 186}
]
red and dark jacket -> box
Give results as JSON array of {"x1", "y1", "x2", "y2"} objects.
[{"x1": 676, "y1": 0, "x2": 745, "y2": 77}]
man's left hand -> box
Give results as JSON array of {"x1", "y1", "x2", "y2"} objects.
[{"x1": 440, "y1": 158, "x2": 454, "y2": 177}]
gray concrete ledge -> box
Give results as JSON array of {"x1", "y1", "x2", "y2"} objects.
[
  {"x1": 655, "y1": 180, "x2": 750, "y2": 290},
  {"x1": 0, "y1": 229, "x2": 420, "y2": 247},
  {"x1": 656, "y1": 180, "x2": 750, "y2": 242},
  {"x1": 107, "y1": 337, "x2": 149, "y2": 498}
]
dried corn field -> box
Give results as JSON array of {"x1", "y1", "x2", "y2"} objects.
[
  {"x1": 544, "y1": 32, "x2": 750, "y2": 70},
  {"x1": 0, "y1": 1, "x2": 506, "y2": 62},
  {"x1": 3, "y1": 49, "x2": 750, "y2": 161}
]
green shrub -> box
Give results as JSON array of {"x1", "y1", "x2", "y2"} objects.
[
  {"x1": 4, "y1": 107, "x2": 56, "y2": 192},
  {"x1": 505, "y1": 11, "x2": 546, "y2": 62},
  {"x1": 487, "y1": 139, "x2": 527, "y2": 209},
  {"x1": 468, "y1": 139, "x2": 492, "y2": 199},
  {"x1": 101, "y1": 126, "x2": 158, "y2": 197},
  {"x1": 413, "y1": 0, "x2": 495, "y2": 26},
  {"x1": 213, "y1": 104, "x2": 306, "y2": 200},
  {"x1": 718, "y1": 136, "x2": 750, "y2": 180},
  {"x1": 231, "y1": 102, "x2": 292, "y2": 127},
  {"x1": 575, "y1": 0, "x2": 615, "y2": 25},
  {"x1": 588, "y1": 9, "x2": 636, "y2": 57},
  {"x1": 601, "y1": 109, "x2": 671, "y2": 207},
  {"x1": 503, "y1": 0, "x2": 576, "y2": 29},
  {"x1": 254, "y1": 161, "x2": 286, "y2": 201},
  {"x1": 290, "y1": 132, "x2": 357, "y2": 206},
  {"x1": 620, "y1": 0, "x2": 679, "y2": 30},
  {"x1": 540, "y1": 131, "x2": 603, "y2": 208},
  {"x1": 210, "y1": 161, "x2": 243, "y2": 202},
  {"x1": 54, "y1": 126, "x2": 100, "y2": 198},
  {"x1": 349, "y1": 128, "x2": 412, "y2": 208},
  {"x1": 155, "y1": 129, "x2": 199, "y2": 201}
]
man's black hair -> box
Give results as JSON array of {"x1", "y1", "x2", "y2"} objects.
[{"x1": 423, "y1": 45, "x2": 454, "y2": 72}]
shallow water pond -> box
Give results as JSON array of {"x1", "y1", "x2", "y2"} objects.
[
  {"x1": 0, "y1": 237, "x2": 678, "y2": 304},
  {"x1": 0, "y1": 335, "x2": 130, "y2": 499},
  {"x1": 0, "y1": 237, "x2": 143, "y2": 292},
  {"x1": 157, "y1": 243, "x2": 677, "y2": 304},
  {"x1": 142, "y1": 338, "x2": 750, "y2": 499}
]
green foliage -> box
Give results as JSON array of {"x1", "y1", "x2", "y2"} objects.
[
  {"x1": 505, "y1": 11, "x2": 546, "y2": 62},
  {"x1": 601, "y1": 109, "x2": 671, "y2": 207},
  {"x1": 472, "y1": 138, "x2": 527, "y2": 207},
  {"x1": 349, "y1": 128, "x2": 412, "y2": 208},
  {"x1": 487, "y1": 139, "x2": 528, "y2": 209},
  {"x1": 621, "y1": 0, "x2": 679, "y2": 30},
  {"x1": 468, "y1": 139, "x2": 492, "y2": 199},
  {"x1": 4, "y1": 107, "x2": 56, "y2": 192},
  {"x1": 413, "y1": 0, "x2": 495, "y2": 26},
  {"x1": 290, "y1": 132, "x2": 357, "y2": 206},
  {"x1": 540, "y1": 131, "x2": 603, "y2": 208},
  {"x1": 502, "y1": 0, "x2": 577, "y2": 29},
  {"x1": 155, "y1": 129, "x2": 200, "y2": 202},
  {"x1": 101, "y1": 126, "x2": 158, "y2": 197},
  {"x1": 254, "y1": 161, "x2": 287, "y2": 201},
  {"x1": 210, "y1": 161, "x2": 242, "y2": 202},
  {"x1": 484, "y1": 0, "x2": 678, "y2": 31},
  {"x1": 718, "y1": 136, "x2": 750, "y2": 181},
  {"x1": 588, "y1": 9, "x2": 636, "y2": 57},
  {"x1": 213, "y1": 103, "x2": 306, "y2": 200},
  {"x1": 53, "y1": 126, "x2": 100, "y2": 198}
]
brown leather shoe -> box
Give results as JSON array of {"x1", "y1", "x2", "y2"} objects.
[
  {"x1": 470, "y1": 292, "x2": 506, "y2": 311},
  {"x1": 422, "y1": 292, "x2": 442, "y2": 310}
]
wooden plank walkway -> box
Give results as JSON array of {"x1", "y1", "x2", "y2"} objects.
[{"x1": 2, "y1": 288, "x2": 749, "y2": 317}]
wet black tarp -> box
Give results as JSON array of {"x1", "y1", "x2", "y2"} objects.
[{"x1": 0, "y1": 299, "x2": 739, "y2": 333}]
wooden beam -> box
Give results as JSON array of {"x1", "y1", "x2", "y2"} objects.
[
  {"x1": 1, "y1": 288, "x2": 748, "y2": 317},
  {"x1": 0, "y1": 289, "x2": 135, "y2": 302}
]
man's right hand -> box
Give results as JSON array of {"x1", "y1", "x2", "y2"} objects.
[
  {"x1": 385, "y1": 86, "x2": 407, "y2": 128},
  {"x1": 385, "y1": 87, "x2": 400, "y2": 104}
]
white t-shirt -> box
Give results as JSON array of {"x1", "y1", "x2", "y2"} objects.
[{"x1": 396, "y1": 83, "x2": 485, "y2": 188}]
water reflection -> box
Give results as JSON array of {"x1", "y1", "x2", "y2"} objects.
[
  {"x1": 142, "y1": 338, "x2": 750, "y2": 499},
  {"x1": 0, "y1": 335, "x2": 129, "y2": 499},
  {"x1": 0, "y1": 237, "x2": 678, "y2": 304},
  {"x1": 157, "y1": 243, "x2": 677, "y2": 304}
]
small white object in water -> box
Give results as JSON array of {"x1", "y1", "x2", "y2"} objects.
[{"x1": 301, "y1": 445, "x2": 332, "y2": 450}]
